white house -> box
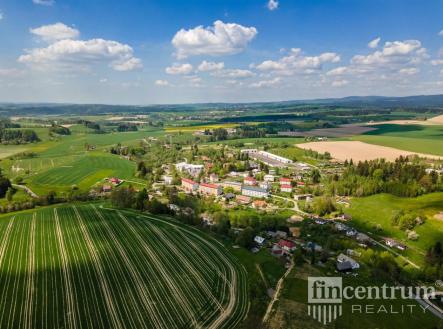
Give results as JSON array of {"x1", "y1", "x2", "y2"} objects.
[
  {"x1": 264, "y1": 174, "x2": 275, "y2": 182},
  {"x1": 254, "y1": 236, "x2": 265, "y2": 245}
]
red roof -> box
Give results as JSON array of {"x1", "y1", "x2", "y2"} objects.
[
  {"x1": 297, "y1": 181, "x2": 305, "y2": 185},
  {"x1": 244, "y1": 177, "x2": 256, "y2": 181},
  {"x1": 200, "y1": 182, "x2": 218, "y2": 189},
  {"x1": 278, "y1": 239, "x2": 296, "y2": 249},
  {"x1": 182, "y1": 178, "x2": 197, "y2": 185},
  {"x1": 281, "y1": 184, "x2": 292, "y2": 189},
  {"x1": 280, "y1": 177, "x2": 291, "y2": 182}
]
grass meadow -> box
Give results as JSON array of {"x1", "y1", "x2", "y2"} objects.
[{"x1": 347, "y1": 193, "x2": 443, "y2": 265}]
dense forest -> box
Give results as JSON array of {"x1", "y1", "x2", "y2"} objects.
[{"x1": 0, "y1": 119, "x2": 38, "y2": 144}]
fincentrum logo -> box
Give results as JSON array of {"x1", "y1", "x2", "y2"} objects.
[
  {"x1": 308, "y1": 277, "x2": 343, "y2": 325},
  {"x1": 308, "y1": 276, "x2": 439, "y2": 325}
]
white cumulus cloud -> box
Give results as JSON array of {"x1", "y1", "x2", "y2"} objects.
[
  {"x1": 250, "y1": 77, "x2": 281, "y2": 88},
  {"x1": 368, "y1": 37, "x2": 381, "y2": 49},
  {"x1": 198, "y1": 60, "x2": 224, "y2": 72},
  {"x1": 30, "y1": 23, "x2": 80, "y2": 43},
  {"x1": 172, "y1": 20, "x2": 257, "y2": 59},
  {"x1": 155, "y1": 79, "x2": 170, "y2": 86},
  {"x1": 399, "y1": 67, "x2": 419, "y2": 75},
  {"x1": 212, "y1": 69, "x2": 255, "y2": 78},
  {"x1": 332, "y1": 79, "x2": 349, "y2": 87},
  {"x1": 165, "y1": 63, "x2": 193, "y2": 75},
  {"x1": 32, "y1": 0, "x2": 55, "y2": 6},
  {"x1": 255, "y1": 48, "x2": 340, "y2": 75},
  {"x1": 18, "y1": 38, "x2": 142, "y2": 72},
  {"x1": 267, "y1": 0, "x2": 279, "y2": 11}
]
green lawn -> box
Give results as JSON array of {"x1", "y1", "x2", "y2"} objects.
[
  {"x1": 347, "y1": 193, "x2": 443, "y2": 265},
  {"x1": 28, "y1": 153, "x2": 139, "y2": 194},
  {"x1": 351, "y1": 124, "x2": 443, "y2": 156}
]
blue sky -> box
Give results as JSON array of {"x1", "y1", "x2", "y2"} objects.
[{"x1": 0, "y1": 0, "x2": 443, "y2": 104}]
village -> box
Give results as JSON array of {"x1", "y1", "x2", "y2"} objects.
[{"x1": 95, "y1": 146, "x2": 416, "y2": 277}]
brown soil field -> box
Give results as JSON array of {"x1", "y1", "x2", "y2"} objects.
[{"x1": 298, "y1": 141, "x2": 443, "y2": 162}]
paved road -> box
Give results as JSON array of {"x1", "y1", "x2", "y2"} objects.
[{"x1": 271, "y1": 194, "x2": 308, "y2": 215}]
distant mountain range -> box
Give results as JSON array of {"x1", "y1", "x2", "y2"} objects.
[{"x1": 1, "y1": 94, "x2": 443, "y2": 116}]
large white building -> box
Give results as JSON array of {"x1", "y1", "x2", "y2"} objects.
[
  {"x1": 241, "y1": 149, "x2": 293, "y2": 167},
  {"x1": 175, "y1": 162, "x2": 204, "y2": 177},
  {"x1": 241, "y1": 186, "x2": 269, "y2": 198}
]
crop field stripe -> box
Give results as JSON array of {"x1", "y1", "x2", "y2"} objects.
[
  {"x1": 105, "y1": 208, "x2": 200, "y2": 328},
  {"x1": 145, "y1": 213, "x2": 249, "y2": 329},
  {"x1": 89, "y1": 206, "x2": 162, "y2": 328},
  {"x1": 54, "y1": 208, "x2": 79, "y2": 329},
  {"x1": 0, "y1": 205, "x2": 249, "y2": 329},
  {"x1": 125, "y1": 211, "x2": 249, "y2": 329},
  {"x1": 23, "y1": 213, "x2": 36, "y2": 329},
  {"x1": 78, "y1": 206, "x2": 157, "y2": 329},
  {"x1": 71, "y1": 206, "x2": 123, "y2": 329},
  {"x1": 138, "y1": 218, "x2": 227, "y2": 326},
  {"x1": 59, "y1": 207, "x2": 106, "y2": 329},
  {"x1": 130, "y1": 215, "x2": 224, "y2": 312},
  {"x1": 96, "y1": 208, "x2": 189, "y2": 328}
]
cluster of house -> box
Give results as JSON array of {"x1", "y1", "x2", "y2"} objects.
[
  {"x1": 253, "y1": 230, "x2": 297, "y2": 257},
  {"x1": 181, "y1": 178, "x2": 222, "y2": 196},
  {"x1": 333, "y1": 221, "x2": 372, "y2": 247},
  {"x1": 102, "y1": 177, "x2": 123, "y2": 193},
  {"x1": 180, "y1": 171, "x2": 307, "y2": 205}
]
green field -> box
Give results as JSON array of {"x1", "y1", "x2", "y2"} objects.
[
  {"x1": 347, "y1": 193, "x2": 443, "y2": 265},
  {"x1": 351, "y1": 124, "x2": 443, "y2": 156},
  {"x1": 0, "y1": 204, "x2": 248, "y2": 329},
  {"x1": 29, "y1": 153, "x2": 139, "y2": 194}
]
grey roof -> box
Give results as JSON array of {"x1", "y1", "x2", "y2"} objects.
[
  {"x1": 337, "y1": 261, "x2": 353, "y2": 271},
  {"x1": 242, "y1": 186, "x2": 268, "y2": 193}
]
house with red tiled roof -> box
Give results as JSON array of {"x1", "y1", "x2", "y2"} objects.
[
  {"x1": 181, "y1": 178, "x2": 199, "y2": 193},
  {"x1": 198, "y1": 183, "x2": 222, "y2": 196},
  {"x1": 280, "y1": 184, "x2": 292, "y2": 193},
  {"x1": 278, "y1": 239, "x2": 296, "y2": 252},
  {"x1": 280, "y1": 177, "x2": 292, "y2": 185},
  {"x1": 243, "y1": 176, "x2": 257, "y2": 186}
]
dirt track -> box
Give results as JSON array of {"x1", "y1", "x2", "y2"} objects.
[{"x1": 298, "y1": 141, "x2": 442, "y2": 162}]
